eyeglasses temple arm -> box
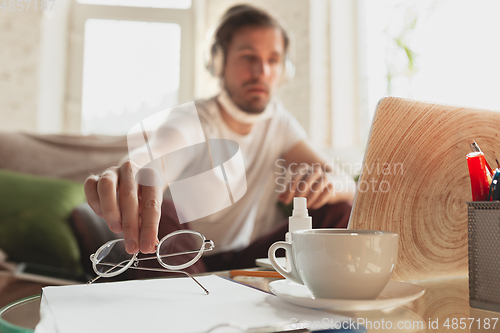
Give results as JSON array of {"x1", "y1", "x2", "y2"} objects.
[
  {"x1": 86, "y1": 257, "x2": 133, "y2": 284},
  {"x1": 87, "y1": 263, "x2": 209, "y2": 295}
]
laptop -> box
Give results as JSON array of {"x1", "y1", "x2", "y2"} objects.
[{"x1": 348, "y1": 97, "x2": 500, "y2": 281}]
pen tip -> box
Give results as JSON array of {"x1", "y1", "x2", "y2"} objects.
[{"x1": 469, "y1": 140, "x2": 481, "y2": 153}]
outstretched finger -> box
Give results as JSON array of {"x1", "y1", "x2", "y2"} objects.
[
  {"x1": 118, "y1": 162, "x2": 140, "y2": 254},
  {"x1": 84, "y1": 175, "x2": 102, "y2": 217},
  {"x1": 297, "y1": 167, "x2": 322, "y2": 200},
  {"x1": 281, "y1": 171, "x2": 305, "y2": 204},
  {"x1": 96, "y1": 167, "x2": 122, "y2": 233},
  {"x1": 310, "y1": 183, "x2": 334, "y2": 210},
  {"x1": 139, "y1": 179, "x2": 163, "y2": 254},
  {"x1": 307, "y1": 174, "x2": 329, "y2": 208}
]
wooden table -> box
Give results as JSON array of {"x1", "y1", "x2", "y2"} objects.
[
  {"x1": 231, "y1": 274, "x2": 500, "y2": 333},
  {"x1": 2, "y1": 272, "x2": 500, "y2": 332},
  {"x1": 0, "y1": 272, "x2": 47, "y2": 309}
]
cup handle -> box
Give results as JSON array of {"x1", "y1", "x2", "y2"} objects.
[{"x1": 268, "y1": 241, "x2": 303, "y2": 285}]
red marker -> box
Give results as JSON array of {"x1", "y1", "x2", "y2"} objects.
[{"x1": 467, "y1": 152, "x2": 492, "y2": 201}]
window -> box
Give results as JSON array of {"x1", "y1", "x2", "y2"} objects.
[
  {"x1": 361, "y1": 0, "x2": 500, "y2": 128},
  {"x1": 66, "y1": 0, "x2": 193, "y2": 134},
  {"x1": 323, "y1": 0, "x2": 500, "y2": 173},
  {"x1": 76, "y1": 0, "x2": 191, "y2": 9},
  {"x1": 81, "y1": 19, "x2": 181, "y2": 135}
]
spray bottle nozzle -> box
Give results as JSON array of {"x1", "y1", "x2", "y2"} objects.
[{"x1": 292, "y1": 197, "x2": 308, "y2": 218}]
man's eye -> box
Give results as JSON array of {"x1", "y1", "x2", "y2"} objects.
[
  {"x1": 269, "y1": 58, "x2": 279, "y2": 65},
  {"x1": 242, "y1": 55, "x2": 255, "y2": 61}
]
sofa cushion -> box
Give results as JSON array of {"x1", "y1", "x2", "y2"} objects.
[{"x1": 0, "y1": 169, "x2": 86, "y2": 272}]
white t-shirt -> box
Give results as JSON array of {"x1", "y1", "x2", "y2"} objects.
[{"x1": 148, "y1": 96, "x2": 307, "y2": 254}]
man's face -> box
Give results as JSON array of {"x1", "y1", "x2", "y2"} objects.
[{"x1": 223, "y1": 26, "x2": 285, "y2": 114}]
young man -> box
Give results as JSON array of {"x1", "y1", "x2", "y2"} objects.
[{"x1": 84, "y1": 5, "x2": 355, "y2": 273}]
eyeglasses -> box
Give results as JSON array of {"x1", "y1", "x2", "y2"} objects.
[{"x1": 87, "y1": 230, "x2": 215, "y2": 294}]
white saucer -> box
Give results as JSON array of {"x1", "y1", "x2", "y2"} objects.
[{"x1": 268, "y1": 279, "x2": 425, "y2": 312}]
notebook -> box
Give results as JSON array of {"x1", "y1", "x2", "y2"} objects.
[{"x1": 35, "y1": 275, "x2": 357, "y2": 333}]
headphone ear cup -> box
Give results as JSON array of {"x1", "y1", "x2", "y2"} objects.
[
  {"x1": 207, "y1": 44, "x2": 224, "y2": 77},
  {"x1": 205, "y1": 44, "x2": 215, "y2": 76},
  {"x1": 213, "y1": 46, "x2": 224, "y2": 77},
  {"x1": 205, "y1": 43, "x2": 223, "y2": 76},
  {"x1": 279, "y1": 55, "x2": 295, "y2": 85}
]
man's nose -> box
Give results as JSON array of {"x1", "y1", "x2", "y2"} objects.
[{"x1": 250, "y1": 59, "x2": 270, "y2": 79}]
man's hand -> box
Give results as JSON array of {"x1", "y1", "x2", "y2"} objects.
[
  {"x1": 278, "y1": 164, "x2": 336, "y2": 210},
  {"x1": 84, "y1": 161, "x2": 163, "y2": 254}
]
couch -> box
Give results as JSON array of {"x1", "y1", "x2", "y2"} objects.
[{"x1": 0, "y1": 131, "x2": 129, "y2": 306}]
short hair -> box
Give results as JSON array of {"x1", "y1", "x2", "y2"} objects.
[{"x1": 214, "y1": 4, "x2": 290, "y2": 59}]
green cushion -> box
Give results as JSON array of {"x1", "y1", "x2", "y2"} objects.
[{"x1": 0, "y1": 169, "x2": 86, "y2": 272}]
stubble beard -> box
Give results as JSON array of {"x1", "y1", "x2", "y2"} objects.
[{"x1": 224, "y1": 82, "x2": 270, "y2": 114}]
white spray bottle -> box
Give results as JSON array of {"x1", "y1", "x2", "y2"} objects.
[{"x1": 285, "y1": 197, "x2": 312, "y2": 270}]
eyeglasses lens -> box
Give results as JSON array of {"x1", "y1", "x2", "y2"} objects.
[
  {"x1": 95, "y1": 240, "x2": 134, "y2": 275},
  {"x1": 158, "y1": 233, "x2": 204, "y2": 268}
]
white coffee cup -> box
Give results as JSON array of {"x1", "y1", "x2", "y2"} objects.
[{"x1": 268, "y1": 229, "x2": 398, "y2": 300}]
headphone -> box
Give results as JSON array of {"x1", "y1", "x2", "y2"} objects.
[{"x1": 205, "y1": 7, "x2": 295, "y2": 85}]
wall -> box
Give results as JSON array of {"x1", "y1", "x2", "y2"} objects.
[
  {"x1": 0, "y1": 9, "x2": 43, "y2": 132},
  {"x1": 0, "y1": 0, "x2": 333, "y2": 141}
]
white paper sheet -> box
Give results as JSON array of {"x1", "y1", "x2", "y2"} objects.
[{"x1": 35, "y1": 275, "x2": 350, "y2": 333}]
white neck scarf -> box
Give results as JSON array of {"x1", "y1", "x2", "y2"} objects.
[{"x1": 217, "y1": 89, "x2": 276, "y2": 125}]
